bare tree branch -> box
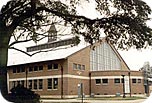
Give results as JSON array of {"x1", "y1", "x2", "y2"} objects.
[
  {"x1": 9, "y1": 39, "x2": 33, "y2": 47},
  {"x1": 9, "y1": 47, "x2": 32, "y2": 56}
]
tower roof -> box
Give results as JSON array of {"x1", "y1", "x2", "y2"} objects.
[{"x1": 48, "y1": 24, "x2": 57, "y2": 33}]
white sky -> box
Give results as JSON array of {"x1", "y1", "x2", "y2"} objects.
[{"x1": 1, "y1": 0, "x2": 152, "y2": 71}]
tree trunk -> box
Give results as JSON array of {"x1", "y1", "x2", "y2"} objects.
[
  {"x1": 0, "y1": 23, "x2": 12, "y2": 100},
  {"x1": 0, "y1": 46, "x2": 9, "y2": 99}
]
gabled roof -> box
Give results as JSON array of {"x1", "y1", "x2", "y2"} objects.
[{"x1": 7, "y1": 36, "x2": 89, "y2": 66}]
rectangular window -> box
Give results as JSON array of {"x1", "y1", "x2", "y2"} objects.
[
  {"x1": 82, "y1": 65, "x2": 85, "y2": 70},
  {"x1": 102, "y1": 79, "x2": 108, "y2": 84},
  {"x1": 13, "y1": 68, "x2": 16, "y2": 73},
  {"x1": 34, "y1": 80, "x2": 37, "y2": 89},
  {"x1": 28, "y1": 80, "x2": 32, "y2": 89},
  {"x1": 53, "y1": 64, "x2": 58, "y2": 69},
  {"x1": 21, "y1": 80, "x2": 24, "y2": 86},
  {"x1": 17, "y1": 81, "x2": 20, "y2": 86},
  {"x1": 138, "y1": 79, "x2": 141, "y2": 83},
  {"x1": 17, "y1": 68, "x2": 20, "y2": 73},
  {"x1": 73, "y1": 63, "x2": 77, "y2": 70},
  {"x1": 53, "y1": 78, "x2": 58, "y2": 89},
  {"x1": 29, "y1": 67, "x2": 33, "y2": 72},
  {"x1": 48, "y1": 79, "x2": 52, "y2": 89},
  {"x1": 12, "y1": 81, "x2": 16, "y2": 88},
  {"x1": 21, "y1": 67, "x2": 25, "y2": 72},
  {"x1": 78, "y1": 64, "x2": 81, "y2": 70},
  {"x1": 132, "y1": 79, "x2": 136, "y2": 83},
  {"x1": 39, "y1": 66, "x2": 43, "y2": 71},
  {"x1": 39, "y1": 79, "x2": 43, "y2": 89},
  {"x1": 34, "y1": 66, "x2": 38, "y2": 71},
  {"x1": 95, "y1": 79, "x2": 101, "y2": 85},
  {"x1": 48, "y1": 64, "x2": 53, "y2": 70},
  {"x1": 114, "y1": 78, "x2": 120, "y2": 83}
]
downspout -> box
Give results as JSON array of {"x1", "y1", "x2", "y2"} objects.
[
  {"x1": 25, "y1": 68, "x2": 28, "y2": 88},
  {"x1": 61, "y1": 65, "x2": 63, "y2": 99},
  {"x1": 89, "y1": 72, "x2": 91, "y2": 97},
  {"x1": 128, "y1": 71, "x2": 131, "y2": 97}
]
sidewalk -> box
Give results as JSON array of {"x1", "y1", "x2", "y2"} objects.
[{"x1": 41, "y1": 98, "x2": 146, "y2": 103}]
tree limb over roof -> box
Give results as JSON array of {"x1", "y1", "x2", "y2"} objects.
[{"x1": 1, "y1": 0, "x2": 152, "y2": 50}]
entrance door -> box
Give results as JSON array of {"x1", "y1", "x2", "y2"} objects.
[{"x1": 78, "y1": 83, "x2": 83, "y2": 97}]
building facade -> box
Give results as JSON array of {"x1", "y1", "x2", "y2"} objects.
[{"x1": 7, "y1": 37, "x2": 145, "y2": 98}]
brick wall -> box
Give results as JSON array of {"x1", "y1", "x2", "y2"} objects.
[{"x1": 90, "y1": 71, "x2": 145, "y2": 96}]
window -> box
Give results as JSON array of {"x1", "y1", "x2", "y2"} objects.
[
  {"x1": 34, "y1": 66, "x2": 38, "y2": 71},
  {"x1": 102, "y1": 79, "x2": 108, "y2": 84},
  {"x1": 95, "y1": 79, "x2": 101, "y2": 85},
  {"x1": 54, "y1": 64, "x2": 58, "y2": 69},
  {"x1": 114, "y1": 78, "x2": 120, "y2": 83},
  {"x1": 78, "y1": 64, "x2": 81, "y2": 70},
  {"x1": 48, "y1": 79, "x2": 52, "y2": 89},
  {"x1": 39, "y1": 79, "x2": 43, "y2": 89},
  {"x1": 21, "y1": 67, "x2": 25, "y2": 72},
  {"x1": 48, "y1": 64, "x2": 53, "y2": 70},
  {"x1": 21, "y1": 80, "x2": 24, "y2": 86},
  {"x1": 28, "y1": 80, "x2": 32, "y2": 89},
  {"x1": 47, "y1": 78, "x2": 58, "y2": 90},
  {"x1": 73, "y1": 63, "x2": 85, "y2": 70},
  {"x1": 29, "y1": 67, "x2": 33, "y2": 72},
  {"x1": 53, "y1": 78, "x2": 58, "y2": 89},
  {"x1": 13, "y1": 68, "x2": 16, "y2": 73},
  {"x1": 90, "y1": 42, "x2": 121, "y2": 71},
  {"x1": 73, "y1": 63, "x2": 77, "y2": 70},
  {"x1": 39, "y1": 66, "x2": 43, "y2": 71},
  {"x1": 132, "y1": 79, "x2": 136, "y2": 83},
  {"x1": 12, "y1": 81, "x2": 16, "y2": 88},
  {"x1": 48, "y1": 64, "x2": 58, "y2": 70},
  {"x1": 138, "y1": 79, "x2": 141, "y2": 83},
  {"x1": 82, "y1": 65, "x2": 85, "y2": 70},
  {"x1": 34, "y1": 80, "x2": 37, "y2": 89},
  {"x1": 27, "y1": 38, "x2": 74, "y2": 52},
  {"x1": 17, "y1": 68, "x2": 20, "y2": 73},
  {"x1": 17, "y1": 81, "x2": 20, "y2": 86}
]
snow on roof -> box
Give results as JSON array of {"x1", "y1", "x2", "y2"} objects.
[{"x1": 7, "y1": 36, "x2": 89, "y2": 66}]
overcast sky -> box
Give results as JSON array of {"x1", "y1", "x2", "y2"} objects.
[{"x1": 1, "y1": 0, "x2": 152, "y2": 71}]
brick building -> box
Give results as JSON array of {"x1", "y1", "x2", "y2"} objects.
[{"x1": 7, "y1": 35, "x2": 145, "y2": 98}]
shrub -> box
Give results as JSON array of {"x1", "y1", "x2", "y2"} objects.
[{"x1": 8, "y1": 84, "x2": 40, "y2": 103}]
